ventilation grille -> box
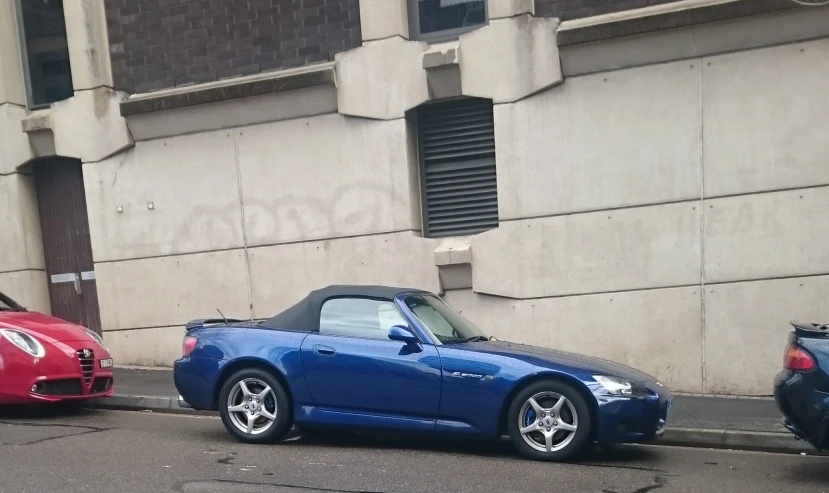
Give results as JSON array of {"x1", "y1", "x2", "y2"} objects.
[{"x1": 418, "y1": 98, "x2": 499, "y2": 238}]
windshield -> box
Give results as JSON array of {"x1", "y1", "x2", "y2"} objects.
[
  {"x1": 0, "y1": 292, "x2": 23, "y2": 311},
  {"x1": 401, "y1": 294, "x2": 488, "y2": 344}
]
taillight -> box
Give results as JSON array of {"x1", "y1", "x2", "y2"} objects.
[
  {"x1": 784, "y1": 344, "x2": 816, "y2": 372},
  {"x1": 182, "y1": 335, "x2": 197, "y2": 357}
]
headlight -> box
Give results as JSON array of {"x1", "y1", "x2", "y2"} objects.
[
  {"x1": 85, "y1": 329, "x2": 108, "y2": 350},
  {"x1": 594, "y1": 375, "x2": 649, "y2": 397},
  {"x1": 0, "y1": 329, "x2": 45, "y2": 357}
]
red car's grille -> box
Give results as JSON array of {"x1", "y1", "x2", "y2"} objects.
[
  {"x1": 33, "y1": 379, "x2": 83, "y2": 396},
  {"x1": 77, "y1": 349, "x2": 94, "y2": 384}
]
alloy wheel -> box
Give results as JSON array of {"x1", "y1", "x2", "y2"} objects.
[
  {"x1": 517, "y1": 391, "x2": 579, "y2": 453},
  {"x1": 226, "y1": 377, "x2": 278, "y2": 435}
]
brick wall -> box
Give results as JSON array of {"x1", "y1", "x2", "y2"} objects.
[
  {"x1": 535, "y1": 0, "x2": 681, "y2": 20},
  {"x1": 105, "y1": 0, "x2": 361, "y2": 94}
]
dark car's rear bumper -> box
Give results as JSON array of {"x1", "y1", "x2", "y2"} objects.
[{"x1": 774, "y1": 370, "x2": 829, "y2": 450}]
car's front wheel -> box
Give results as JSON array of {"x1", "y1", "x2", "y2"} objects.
[
  {"x1": 506, "y1": 380, "x2": 592, "y2": 461},
  {"x1": 218, "y1": 368, "x2": 292, "y2": 444}
]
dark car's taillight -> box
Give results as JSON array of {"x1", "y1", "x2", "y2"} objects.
[
  {"x1": 182, "y1": 335, "x2": 197, "y2": 357},
  {"x1": 784, "y1": 344, "x2": 816, "y2": 372}
]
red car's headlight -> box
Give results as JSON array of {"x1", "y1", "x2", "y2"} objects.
[
  {"x1": 0, "y1": 329, "x2": 46, "y2": 357},
  {"x1": 85, "y1": 328, "x2": 108, "y2": 351}
]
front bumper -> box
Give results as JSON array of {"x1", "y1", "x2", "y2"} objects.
[
  {"x1": 594, "y1": 384, "x2": 673, "y2": 445},
  {"x1": 0, "y1": 338, "x2": 115, "y2": 404}
]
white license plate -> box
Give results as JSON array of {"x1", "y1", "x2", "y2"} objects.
[{"x1": 99, "y1": 358, "x2": 114, "y2": 368}]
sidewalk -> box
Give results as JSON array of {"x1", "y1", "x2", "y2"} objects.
[{"x1": 90, "y1": 367, "x2": 815, "y2": 454}]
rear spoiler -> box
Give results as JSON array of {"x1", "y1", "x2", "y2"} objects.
[
  {"x1": 185, "y1": 318, "x2": 245, "y2": 332},
  {"x1": 790, "y1": 321, "x2": 829, "y2": 337}
]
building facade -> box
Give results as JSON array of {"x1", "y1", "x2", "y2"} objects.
[{"x1": 1, "y1": 0, "x2": 828, "y2": 396}]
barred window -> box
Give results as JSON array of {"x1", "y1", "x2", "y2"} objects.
[{"x1": 416, "y1": 98, "x2": 499, "y2": 238}]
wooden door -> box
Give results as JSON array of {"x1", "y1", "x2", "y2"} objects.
[{"x1": 33, "y1": 158, "x2": 102, "y2": 334}]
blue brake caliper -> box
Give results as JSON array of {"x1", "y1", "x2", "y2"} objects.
[{"x1": 524, "y1": 409, "x2": 537, "y2": 428}]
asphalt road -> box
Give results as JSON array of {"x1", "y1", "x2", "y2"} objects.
[{"x1": 0, "y1": 408, "x2": 827, "y2": 493}]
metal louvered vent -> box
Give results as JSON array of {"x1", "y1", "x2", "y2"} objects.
[{"x1": 417, "y1": 98, "x2": 499, "y2": 238}]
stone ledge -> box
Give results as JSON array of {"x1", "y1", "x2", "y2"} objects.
[
  {"x1": 120, "y1": 63, "x2": 336, "y2": 117},
  {"x1": 423, "y1": 42, "x2": 460, "y2": 69},
  {"x1": 434, "y1": 238, "x2": 472, "y2": 266},
  {"x1": 557, "y1": 0, "x2": 799, "y2": 46},
  {"x1": 20, "y1": 110, "x2": 52, "y2": 133}
]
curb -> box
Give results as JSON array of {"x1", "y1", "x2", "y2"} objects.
[
  {"x1": 84, "y1": 395, "x2": 822, "y2": 455},
  {"x1": 85, "y1": 395, "x2": 216, "y2": 416},
  {"x1": 660, "y1": 427, "x2": 822, "y2": 455}
]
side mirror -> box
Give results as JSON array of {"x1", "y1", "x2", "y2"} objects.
[{"x1": 388, "y1": 325, "x2": 418, "y2": 344}]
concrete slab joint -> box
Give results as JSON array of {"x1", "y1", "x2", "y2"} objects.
[
  {"x1": 336, "y1": 36, "x2": 430, "y2": 120},
  {"x1": 50, "y1": 87, "x2": 133, "y2": 163},
  {"x1": 459, "y1": 15, "x2": 563, "y2": 104}
]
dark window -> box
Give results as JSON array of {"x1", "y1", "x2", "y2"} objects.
[
  {"x1": 416, "y1": 98, "x2": 499, "y2": 238},
  {"x1": 17, "y1": 0, "x2": 74, "y2": 107},
  {"x1": 319, "y1": 298, "x2": 408, "y2": 340},
  {"x1": 409, "y1": 0, "x2": 487, "y2": 41}
]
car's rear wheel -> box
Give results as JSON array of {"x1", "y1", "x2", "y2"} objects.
[
  {"x1": 507, "y1": 380, "x2": 592, "y2": 461},
  {"x1": 218, "y1": 368, "x2": 292, "y2": 444}
]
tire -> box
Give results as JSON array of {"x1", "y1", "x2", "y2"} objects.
[
  {"x1": 218, "y1": 368, "x2": 292, "y2": 444},
  {"x1": 506, "y1": 380, "x2": 592, "y2": 461}
]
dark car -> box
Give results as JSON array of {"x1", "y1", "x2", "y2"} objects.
[
  {"x1": 174, "y1": 285, "x2": 672, "y2": 462},
  {"x1": 774, "y1": 321, "x2": 829, "y2": 451}
]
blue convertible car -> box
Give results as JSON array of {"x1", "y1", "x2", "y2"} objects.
[{"x1": 174, "y1": 285, "x2": 672, "y2": 461}]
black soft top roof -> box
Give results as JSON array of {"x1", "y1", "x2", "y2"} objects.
[{"x1": 259, "y1": 284, "x2": 431, "y2": 332}]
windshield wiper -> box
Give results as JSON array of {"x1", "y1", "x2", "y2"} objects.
[{"x1": 463, "y1": 336, "x2": 491, "y2": 343}]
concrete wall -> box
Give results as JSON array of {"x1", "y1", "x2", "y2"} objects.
[
  {"x1": 85, "y1": 112, "x2": 438, "y2": 365},
  {"x1": 3, "y1": 0, "x2": 827, "y2": 397},
  {"x1": 0, "y1": 172, "x2": 50, "y2": 313},
  {"x1": 84, "y1": 12, "x2": 829, "y2": 395},
  {"x1": 447, "y1": 36, "x2": 829, "y2": 395}
]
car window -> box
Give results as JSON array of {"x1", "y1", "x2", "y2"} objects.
[
  {"x1": 319, "y1": 298, "x2": 408, "y2": 341},
  {"x1": 403, "y1": 295, "x2": 488, "y2": 344}
]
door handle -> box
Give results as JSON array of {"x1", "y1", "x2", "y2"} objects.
[{"x1": 313, "y1": 345, "x2": 336, "y2": 356}]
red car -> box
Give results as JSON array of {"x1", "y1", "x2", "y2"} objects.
[{"x1": 0, "y1": 291, "x2": 114, "y2": 404}]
